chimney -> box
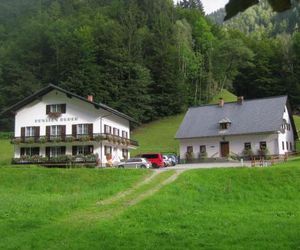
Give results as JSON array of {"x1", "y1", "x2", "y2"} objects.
[
  {"x1": 219, "y1": 98, "x2": 224, "y2": 107},
  {"x1": 237, "y1": 96, "x2": 244, "y2": 105},
  {"x1": 87, "y1": 95, "x2": 94, "y2": 102}
]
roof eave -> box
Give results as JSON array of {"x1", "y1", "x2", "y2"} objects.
[{"x1": 0, "y1": 84, "x2": 137, "y2": 123}]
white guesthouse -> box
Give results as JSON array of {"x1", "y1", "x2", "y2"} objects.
[
  {"x1": 2, "y1": 84, "x2": 138, "y2": 166},
  {"x1": 176, "y1": 96, "x2": 298, "y2": 160}
]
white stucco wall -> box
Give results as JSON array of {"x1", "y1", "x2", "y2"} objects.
[
  {"x1": 13, "y1": 90, "x2": 132, "y2": 163},
  {"x1": 178, "y1": 133, "x2": 279, "y2": 160},
  {"x1": 278, "y1": 106, "x2": 295, "y2": 154}
]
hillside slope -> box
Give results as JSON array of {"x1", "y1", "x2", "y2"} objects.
[{"x1": 131, "y1": 90, "x2": 237, "y2": 155}]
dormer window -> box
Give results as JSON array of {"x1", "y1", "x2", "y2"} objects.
[{"x1": 219, "y1": 118, "x2": 231, "y2": 130}]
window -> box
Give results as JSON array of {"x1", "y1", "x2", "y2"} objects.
[
  {"x1": 122, "y1": 149, "x2": 128, "y2": 159},
  {"x1": 76, "y1": 146, "x2": 93, "y2": 155},
  {"x1": 104, "y1": 125, "x2": 112, "y2": 134},
  {"x1": 113, "y1": 128, "x2": 120, "y2": 136},
  {"x1": 50, "y1": 125, "x2": 61, "y2": 137},
  {"x1": 25, "y1": 127, "x2": 36, "y2": 137},
  {"x1": 286, "y1": 141, "x2": 289, "y2": 150},
  {"x1": 290, "y1": 142, "x2": 293, "y2": 151},
  {"x1": 21, "y1": 147, "x2": 39, "y2": 156},
  {"x1": 105, "y1": 146, "x2": 112, "y2": 155},
  {"x1": 260, "y1": 141, "x2": 267, "y2": 150},
  {"x1": 244, "y1": 142, "x2": 251, "y2": 150},
  {"x1": 122, "y1": 131, "x2": 128, "y2": 138},
  {"x1": 187, "y1": 146, "x2": 193, "y2": 153},
  {"x1": 220, "y1": 123, "x2": 229, "y2": 130},
  {"x1": 282, "y1": 141, "x2": 285, "y2": 150},
  {"x1": 77, "y1": 124, "x2": 88, "y2": 135},
  {"x1": 50, "y1": 147, "x2": 65, "y2": 157},
  {"x1": 46, "y1": 104, "x2": 66, "y2": 114},
  {"x1": 200, "y1": 145, "x2": 206, "y2": 153}
]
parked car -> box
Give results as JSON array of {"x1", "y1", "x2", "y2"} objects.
[
  {"x1": 167, "y1": 154, "x2": 179, "y2": 165},
  {"x1": 118, "y1": 158, "x2": 151, "y2": 169},
  {"x1": 140, "y1": 153, "x2": 164, "y2": 168},
  {"x1": 167, "y1": 155, "x2": 177, "y2": 166},
  {"x1": 163, "y1": 155, "x2": 172, "y2": 167}
]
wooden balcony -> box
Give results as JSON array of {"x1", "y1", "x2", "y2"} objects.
[{"x1": 11, "y1": 133, "x2": 139, "y2": 147}]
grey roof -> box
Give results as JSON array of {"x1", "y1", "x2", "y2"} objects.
[{"x1": 176, "y1": 96, "x2": 297, "y2": 139}]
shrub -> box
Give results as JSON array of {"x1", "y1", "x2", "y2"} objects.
[
  {"x1": 65, "y1": 136, "x2": 74, "y2": 143},
  {"x1": 242, "y1": 148, "x2": 254, "y2": 159},
  {"x1": 94, "y1": 134, "x2": 106, "y2": 142},
  {"x1": 198, "y1": 151, "x2": 208, "y2": 159},
  {"x1": 38, "y1": 137, "x2": 47, "y2": 144},
  {"x1": 185, "y1": 152, "x2": 194, "y2": 162},
  {"x1": 79, "y1": 135, "x2": 90, "y2": 142},
  {"x1": 25, "y1": 138, "x2": 35, "y2": 144},
  {"x1": 258, "y1": 148, "x2": 271, "y2": 160},
  {"x1": 12, "y1": 138, "x2": 22, "y2": 144}
]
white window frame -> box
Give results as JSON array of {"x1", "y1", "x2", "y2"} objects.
[
  {"x1": 50, "y1": 104, "x2": 62, "y2": 113},
  {"x1": 50, "y1": 125, "x2": 61, "y2": 137},
  {"x1": 77, "y1": 124, "x2": 88, "y2": 135},
  {"x1": 50, "y1": 147, "x2": 63, "y2": 157},
  {"x1": 25, "y1": 127, "x2": 35, "y2": 137}
]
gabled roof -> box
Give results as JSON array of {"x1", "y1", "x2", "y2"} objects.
[
  {"x1": 0, "y1": 84, "x2": 136, "y2": 123},
  {"x1": 176, "y1": 96, "x2": 298, "y2": 139}
]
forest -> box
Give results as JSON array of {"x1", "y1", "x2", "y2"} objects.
[{"x1": 0, "y1": 0, "x2": 300, "y2": 130}]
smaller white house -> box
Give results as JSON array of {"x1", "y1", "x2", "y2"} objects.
[
  {"x1": 175, "y1": 96, "x2": 298, "y2": 161},
  {"x1": 1, "y1": 84, "x2": 138, "y2": 166}
]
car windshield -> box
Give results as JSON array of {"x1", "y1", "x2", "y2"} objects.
[{"x1": 142, "y1": 154, "x2": 158, "y2": 159}]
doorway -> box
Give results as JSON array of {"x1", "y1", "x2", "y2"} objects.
[{"x1": 220, "y1": 142, "x2": 230, "y2": 157}]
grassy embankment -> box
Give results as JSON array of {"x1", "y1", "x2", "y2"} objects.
[
  {"x1": 0, "y1": 160, "x2": 299, "y2": 249},
  {"x1": 131, "y1": 90, "x2": 237, "y2": 156}
]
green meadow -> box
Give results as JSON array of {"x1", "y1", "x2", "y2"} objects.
[
  {"x1": 0, "y1": 160, "x2": 299, "y2": 249},
  {"x1": 131, "y1": 89, "x2": 238, "y2": 156}
]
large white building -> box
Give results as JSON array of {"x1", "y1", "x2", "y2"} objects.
[
  {"x1": 2, "y1": 84, "x2": 138, "y2": 166},
  {"x1": 176, "y1": 96, "x2": 297, "y2": 161}
]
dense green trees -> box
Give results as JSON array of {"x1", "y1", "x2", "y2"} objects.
[{"x1": 0, "y1": 0, "x2": 300, "y2": 131}]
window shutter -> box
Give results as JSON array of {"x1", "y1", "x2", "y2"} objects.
[
  {"x1": 89, "y1": 145, "x2": 94, "y2": 154},
  {"x1": 46, "y1": 105, "x2": 50, "y2": 115},
  {"x1": 46, "y1": 147, "x2": 50, "y2": 158},
  {"x1": 88, "y1": 124, "x2": 93, "y2": 139},
  {"x1": 20, "y1": 148, "x2": 25, "y2": 156},
  {"x1": 21, "y1": 127, "x2": 25, "y2": 142},
  {"x1": 72, "y1": 125, "x2": 77, "y2": 138},
  {"x1": 35, "y1": 127, "x2": 40, "y2": 142},
  {"x1": 61, "y1": 104, "x2": 66, "y2": 114},
  {"x1": 61, "y1": 146, "x2": 66, "y2": 155},
  {"x1": 72, "y1": 146, "x2": 77, "y2": 156},
  {"x1": 46, "y1": 126, "x2": 50, "y2": 141},
  {"x1": 61, "y1": 125, "x2": 66, "y2": 141}
]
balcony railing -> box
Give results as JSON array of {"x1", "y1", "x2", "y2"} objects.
[{"x1": 11, "y1": 133, "x2": 139, "y2": 147}]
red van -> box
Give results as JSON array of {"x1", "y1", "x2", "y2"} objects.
[{"x1": 140, "y1": 153, "x2": 164, "y2": 168}]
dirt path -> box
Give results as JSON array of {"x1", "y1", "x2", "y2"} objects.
[
  {"x1": 69, "y1": 169, "x2": 185, "y2": 223},
  {"x1": 97, "y1": 170, "x2": 161, "y2": 206}
]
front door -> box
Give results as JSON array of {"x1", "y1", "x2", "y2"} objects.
[{"x1": 220, "y1": 142, "x2": 230, "y2": 157}]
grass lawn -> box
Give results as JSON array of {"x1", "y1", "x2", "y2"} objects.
[
  {"x1": 1, "y1": 160, "x2": 299, "y2": 249},
  {"x1": 0, "y1": 139, "x2": 13, "y2": 166},
  {"x1": 293, "y1": 115, "x2": 300, "y2": 151},
  {"x1": 0, "y1": 167, "x2": 149, "y2": 249},
  {"x1": 131, "y1": 89, "x2": 237, "y2": 156}
]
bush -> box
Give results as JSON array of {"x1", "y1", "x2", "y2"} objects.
[
  {"x1": 258, "y1": 148, "x2": 271, "y2": 160},
  {"x1": 185, "y1": 152, "x2": 194, "y2": 162},
  {"x1": 242, "y1": 148, "x2": 254, "y2": 159},
  {"x1": 198, "y1": 151, "x2": 208, "y2": 159},
  {"x1": 0, "y1": 132, "x2": 13, "y2": 139}
]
